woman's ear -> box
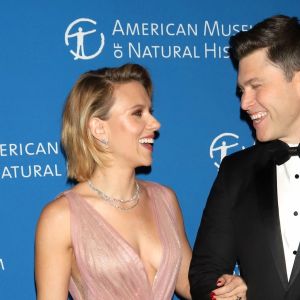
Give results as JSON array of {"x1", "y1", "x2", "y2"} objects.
[{"x1": 89, "y1": 117, "x2": 109, "y2": 145}]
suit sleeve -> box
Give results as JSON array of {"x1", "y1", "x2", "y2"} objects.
[{"x1": 189, "y1": 157, "x2": 238, "y2": 299}]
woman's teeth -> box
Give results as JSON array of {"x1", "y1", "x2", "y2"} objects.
[{"x1": 139, "y1": 138, "x2": 154, "y2": 144}]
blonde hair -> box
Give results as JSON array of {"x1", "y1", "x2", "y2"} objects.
[{"x1": 61, "y1": 63, "x2": 152, "y2": 182}]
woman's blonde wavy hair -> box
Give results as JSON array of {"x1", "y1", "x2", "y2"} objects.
[{"x1": 61, "y1": 63, "x2": 152, "y2": 182}]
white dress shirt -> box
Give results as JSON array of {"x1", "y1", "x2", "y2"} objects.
[{"x1": 277, "y1": 154, "x2": 300, "y2": 280}]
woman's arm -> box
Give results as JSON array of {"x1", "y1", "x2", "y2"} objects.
[{"x1": 35, "y1": 196, "x2": 72, "y2": 300}]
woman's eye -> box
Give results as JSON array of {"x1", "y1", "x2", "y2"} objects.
[{"x1": 133, "y1": 110, "x2": 143, "y2": 117}]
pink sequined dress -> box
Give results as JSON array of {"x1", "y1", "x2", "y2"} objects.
[{"x1": 63, "y1": 181, "x2": 182, "y2": 300}]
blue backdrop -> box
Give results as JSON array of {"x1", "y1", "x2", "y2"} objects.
[{"x1": 1, "y1": 1, "x2": 299, "y2": 299}]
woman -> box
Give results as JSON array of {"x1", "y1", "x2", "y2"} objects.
[{"x1": 35, "y1": 63, "x2": 247, "y2": 300}]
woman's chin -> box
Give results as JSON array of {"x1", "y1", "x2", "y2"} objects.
[{"x1": 136, "y1": 160, "x2": 152, "y2": 169}]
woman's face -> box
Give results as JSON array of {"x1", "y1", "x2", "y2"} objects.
[{"x1": 104, "y1": 81, "x2": 161, "y2": 168}]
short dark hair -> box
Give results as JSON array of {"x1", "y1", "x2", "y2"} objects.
[{"x1": 229, "y1": 15, "x2": 300, "y2": 80}]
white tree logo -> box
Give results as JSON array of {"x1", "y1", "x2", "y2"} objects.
[{"x1": 65, "y1": 18, "x2": 105, "y2": 60}]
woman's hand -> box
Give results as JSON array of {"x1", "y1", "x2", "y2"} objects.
[{"x1": 209, "y1": 274, "x2": 247, "y2": 300}]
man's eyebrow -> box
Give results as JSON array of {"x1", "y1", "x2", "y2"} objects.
[{"x1": 238, "y1": 78, "x2": 261, "y2": 88}]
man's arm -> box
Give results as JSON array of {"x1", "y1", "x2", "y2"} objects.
[{"x1": 189, "y1": 157, "x2": 238, "y2": 299}]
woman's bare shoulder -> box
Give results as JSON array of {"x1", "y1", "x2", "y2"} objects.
[
  {"x1": 36, "y1": 193, "x2": 71, "y2": 243},
  {"x1": 37, "y1": 182, "x2": 87, "y2": 230},
  {"x1": 40, "y1": 194, "x2": 70, "y2": 222}
]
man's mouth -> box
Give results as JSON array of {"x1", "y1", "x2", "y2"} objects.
[{"x1": 249, "y1": 111, "x2": 267, "y2": 123}]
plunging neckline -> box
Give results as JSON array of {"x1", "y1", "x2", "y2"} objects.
[{"x1": 69, "y1": 181, "x2": 165, "y2": 289}]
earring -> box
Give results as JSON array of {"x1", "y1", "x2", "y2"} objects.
[{"x1": 100, "y1": 138, "x2": 108, "y2": 145}]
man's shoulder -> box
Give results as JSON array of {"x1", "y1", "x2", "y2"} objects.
[
  {"x1": 221, "y1": 142, "x2": 268, "y2": 168},
  {"x1": 225, "y1": 143, "x2": 257, "y2": 159}
]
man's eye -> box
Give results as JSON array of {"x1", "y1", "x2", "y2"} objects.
[{"x1": 252, "y1": 84, "x2": 261, "y2": 90}]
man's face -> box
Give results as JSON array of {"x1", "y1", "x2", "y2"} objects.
[{"x1": 238, "y1": 48, "x2": 300, "y2": 144}]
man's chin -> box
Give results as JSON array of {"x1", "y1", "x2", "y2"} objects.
[{"x1": 255, "y1": 131, "x2": 275, "y2": 143}]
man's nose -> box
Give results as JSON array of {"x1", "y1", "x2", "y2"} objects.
[{"x1": 240, "y1": 90, "x2": 255, "y2": 111}]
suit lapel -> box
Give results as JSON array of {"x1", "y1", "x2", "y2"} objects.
[
  {"x1": 256, "y1": 158, "x2": 289, "y2": 290},
  {"x1": 288, "y1": 243, "x2": 300, "y2": 287}
]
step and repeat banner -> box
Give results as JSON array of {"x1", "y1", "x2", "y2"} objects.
[{"x1": 1, "y1": 0, "x2": 299, "y2": 299}]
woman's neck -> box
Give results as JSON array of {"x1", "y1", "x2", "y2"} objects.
[{"x1": 89, "y1": 166, "x2": 137, "y2": 200}]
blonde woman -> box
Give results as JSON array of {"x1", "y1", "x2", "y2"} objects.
[{"x1": 35, "y1": 64, "x2": 247, "y2": 300}]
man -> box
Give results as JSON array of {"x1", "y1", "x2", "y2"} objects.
[{"x1": 189, "y1": 15, "x2": 300, "y2": 300}]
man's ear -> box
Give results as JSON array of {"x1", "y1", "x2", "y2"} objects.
[{"x1": 293, "y1": 70, "x2": 300, "y2": 96}]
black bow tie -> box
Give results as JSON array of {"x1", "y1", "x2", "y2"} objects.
[{"x1": 269, "y1": 140, "x2": 300, "y2": 165}]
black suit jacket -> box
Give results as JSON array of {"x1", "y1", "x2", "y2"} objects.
[{"x1": 189, "y1": 142, "x2": 300, "y2": 300}]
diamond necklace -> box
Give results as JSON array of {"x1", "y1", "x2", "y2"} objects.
[{"x1": 87, "y1": 180, "x2": 140, "y2": 210}]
